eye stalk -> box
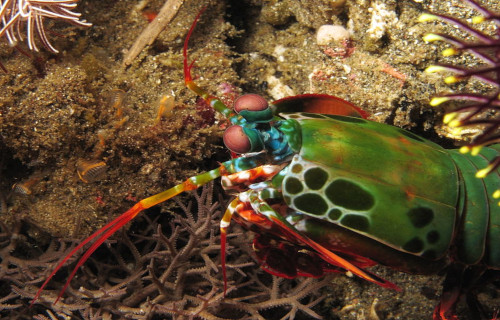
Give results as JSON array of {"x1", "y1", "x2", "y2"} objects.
[
  {"x1": 223, "y1": 125, "x2": 264, "y2": 154},
  {"x1": 233, "y1": 94, "x2": 273, "y2": 122}
]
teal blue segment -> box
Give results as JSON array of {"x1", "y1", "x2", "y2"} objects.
[
  {"x1": 242, "y1": 127, "x2": 264, "y2": 152},
  {"x1": 277, "y1": 119, "x2": 302, "y2": 152},
  {"x1": 239, "y1": 108, "x2": 274, "y2": 123}
]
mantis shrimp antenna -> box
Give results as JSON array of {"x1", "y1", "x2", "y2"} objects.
[
  {"x1": 183, "y1": 8, "x2": 238, "y2": 122},
  {"x1": 31, "y1": 7, "x2": 249, "y2": 305},
  {"x1": 31, "y1": 169, "x2": 224, "y2": 305}
]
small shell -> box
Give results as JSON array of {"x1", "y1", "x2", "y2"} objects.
[
  {"x1": 108, "y1": 89, "x2": 127, "y2": 118},
  {"x1": 11, "y1": 177, "x2": 40, "y2": 195},
  {"x1": 12, "y1": 183, "x2": 31, "y2": 195},
  {"x1": 77, "y1": 160, "x2": 107, "y2": 183},
  {"x1": 156, "y1": 95, "x2": 175, "y2": 123},
  {"x1": 108, "y1": 89, "x2": 126, "y2": 110},
  {"x1": 316, "y1": 25, "x2": 351, "y2": 46}
]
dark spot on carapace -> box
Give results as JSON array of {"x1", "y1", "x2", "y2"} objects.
[
  {"x1": 304, "y1": 167, "x2": 328, "y2": 190},
  {"x1": 407, "y1": 207, "x2": 434, "y2": 228},
  {"x1": 294, "y1": 193, "x2": 328, "y2": 216},
  {"x1": 426, "y1": 230, "x2": 440, "y2": 244},
  {"x1": 340, "y1": 214, "x2": 370, "y2": 232},
  {"x1": 325, "y1": 179, "x2": 374, "y2": 210},
  {"x1": 328, "y1": 208, "x2": 342, "y2": 221},
  {"x1": 403, "y1": 237, "x2": 424, "y2": 253},
  {"x1": 285, "y1": 177, "x2": 303, "y2": 194}
]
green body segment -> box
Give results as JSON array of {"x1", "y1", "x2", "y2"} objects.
[
  {"x1": 448, "y1": 146, "x2": 500, "y2": 268},
  {"x1": 280, "y1": 113, "x2": 460, "y2": 261}
]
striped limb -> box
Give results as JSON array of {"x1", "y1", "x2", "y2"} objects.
[
  {"x1": 31, "y1": 154, "x2": 267, "y2": 305},
  {"x1": 220, "y1": 188, "x2": 400, "y2": 295}
]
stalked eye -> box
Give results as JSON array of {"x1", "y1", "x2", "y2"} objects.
[
  {"x1": 233, "y1": 94, "x2": 269, "y2": 113},
  {"x1": 232, "y1": 94, "x2": 273, "y2": 123},
  {"x1": 223, "y1": 125, "x2": 251, "y2": 154}
]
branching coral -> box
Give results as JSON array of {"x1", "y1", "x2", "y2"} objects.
[
  {"x1": 0, "y1": 218, "x2": 90, "y2": 319},
  {"x1": 1, "y1": 183, "x2": 333, "y2": 319},
  {"x1": 420, "y1": 0, "x2": 500, "y2": 183}
]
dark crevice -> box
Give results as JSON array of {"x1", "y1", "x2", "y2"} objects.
[{"x1": 224, "y1": 1, "x2": 261, "y2": 52}]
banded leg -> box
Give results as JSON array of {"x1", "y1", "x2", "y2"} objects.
[
  {"x1": 220, "y1": 188, "x2": 400, "y2": 293},
  {"x1": 31, "y1": 154, "x2": 269, "y2": 305},
  {"x1": 219, "y1": 165, "x2": 285, "y2": 294}
]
